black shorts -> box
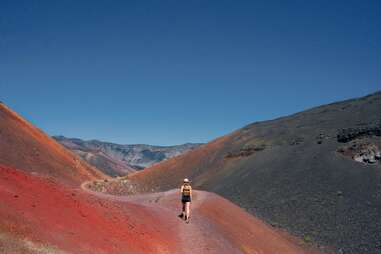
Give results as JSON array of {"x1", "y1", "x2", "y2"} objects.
[{"x1": 182, "y1": 195, "x2": 191, "y2": 203}]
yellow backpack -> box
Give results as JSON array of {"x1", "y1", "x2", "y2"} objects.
[{"x1": 182, "y1": 184, "x2": 191, "y2": 196}]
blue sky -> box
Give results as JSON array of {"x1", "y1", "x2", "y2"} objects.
[{"x1": 1, "y1": 0, "x2": 380, "y2": 145}]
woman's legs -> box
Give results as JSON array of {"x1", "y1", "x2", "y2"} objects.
[
  {"x1": 181, "y1": 202, "x2": 186, "y2": 217},
  {"x1": 185, "y1": 202, "x2": 190, "y2": 220}
]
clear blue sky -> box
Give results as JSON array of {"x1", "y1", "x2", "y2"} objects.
[{"x1": 1, "y1": 0, "x2": 380, "y2": 145}]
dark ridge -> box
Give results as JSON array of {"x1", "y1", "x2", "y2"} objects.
[{"x1": 337, "y1": 121, "x2": 381, "y2": 143}]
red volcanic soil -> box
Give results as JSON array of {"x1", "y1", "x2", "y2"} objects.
[
  {"x1": 0, "y1": 103, "x2": 105, "y2": 185},
  {"x1": 0, "y1": 164, "x2": 319, "y2": 254},
  {"x1": 0, "y1": 165, "x2": 178, "y2": 254}
]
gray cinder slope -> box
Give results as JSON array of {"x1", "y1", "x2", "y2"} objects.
[{"x1": 129, "y1": 91, "x2": 381, "y2": 254}]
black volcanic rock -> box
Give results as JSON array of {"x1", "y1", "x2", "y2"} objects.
[{"x1": 337, "y1": 121, "x2": 381, "y2": 143}]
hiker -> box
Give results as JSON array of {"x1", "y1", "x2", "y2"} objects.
[{"x1": 179, "y1": 178, "x2": 192, "y2": 223}]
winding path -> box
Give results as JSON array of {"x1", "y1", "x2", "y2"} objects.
[
  {"x1": 81, "y1": 181, "x2": 319, "y2": 254},
  {"x1": 81, "y1": 182, "x2": 240, "y2": 253}
]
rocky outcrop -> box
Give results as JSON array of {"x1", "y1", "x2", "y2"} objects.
[
  {"x1": 337, "y1": 122, "x2": 381, "y2": 143},
  {"x1": 225, "y1": 144, "x2": 266, "y2": 159},
  {"x1": 338, "y1": 142, "x2": 381, "y2": 164}
]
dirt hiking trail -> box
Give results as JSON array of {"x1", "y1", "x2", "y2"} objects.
[{"x1": 82, "y1": 182, "x2": 320, "y2": 254}]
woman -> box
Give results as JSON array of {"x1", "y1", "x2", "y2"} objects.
[{"x1": 179, "y1": 178, "x2": 192, "y2": 223}]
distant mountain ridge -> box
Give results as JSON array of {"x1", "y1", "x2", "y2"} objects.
[{"x1": 53, "y1": 136, "x2": 202, "y2": 176}]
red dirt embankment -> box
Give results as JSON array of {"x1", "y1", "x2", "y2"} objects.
[
  {"x1": 0, "y1": 165, "x2": 178, "y2": 254},
  {"x1": 0, "y1": 103, "x2": 105, "y2": 186}
]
